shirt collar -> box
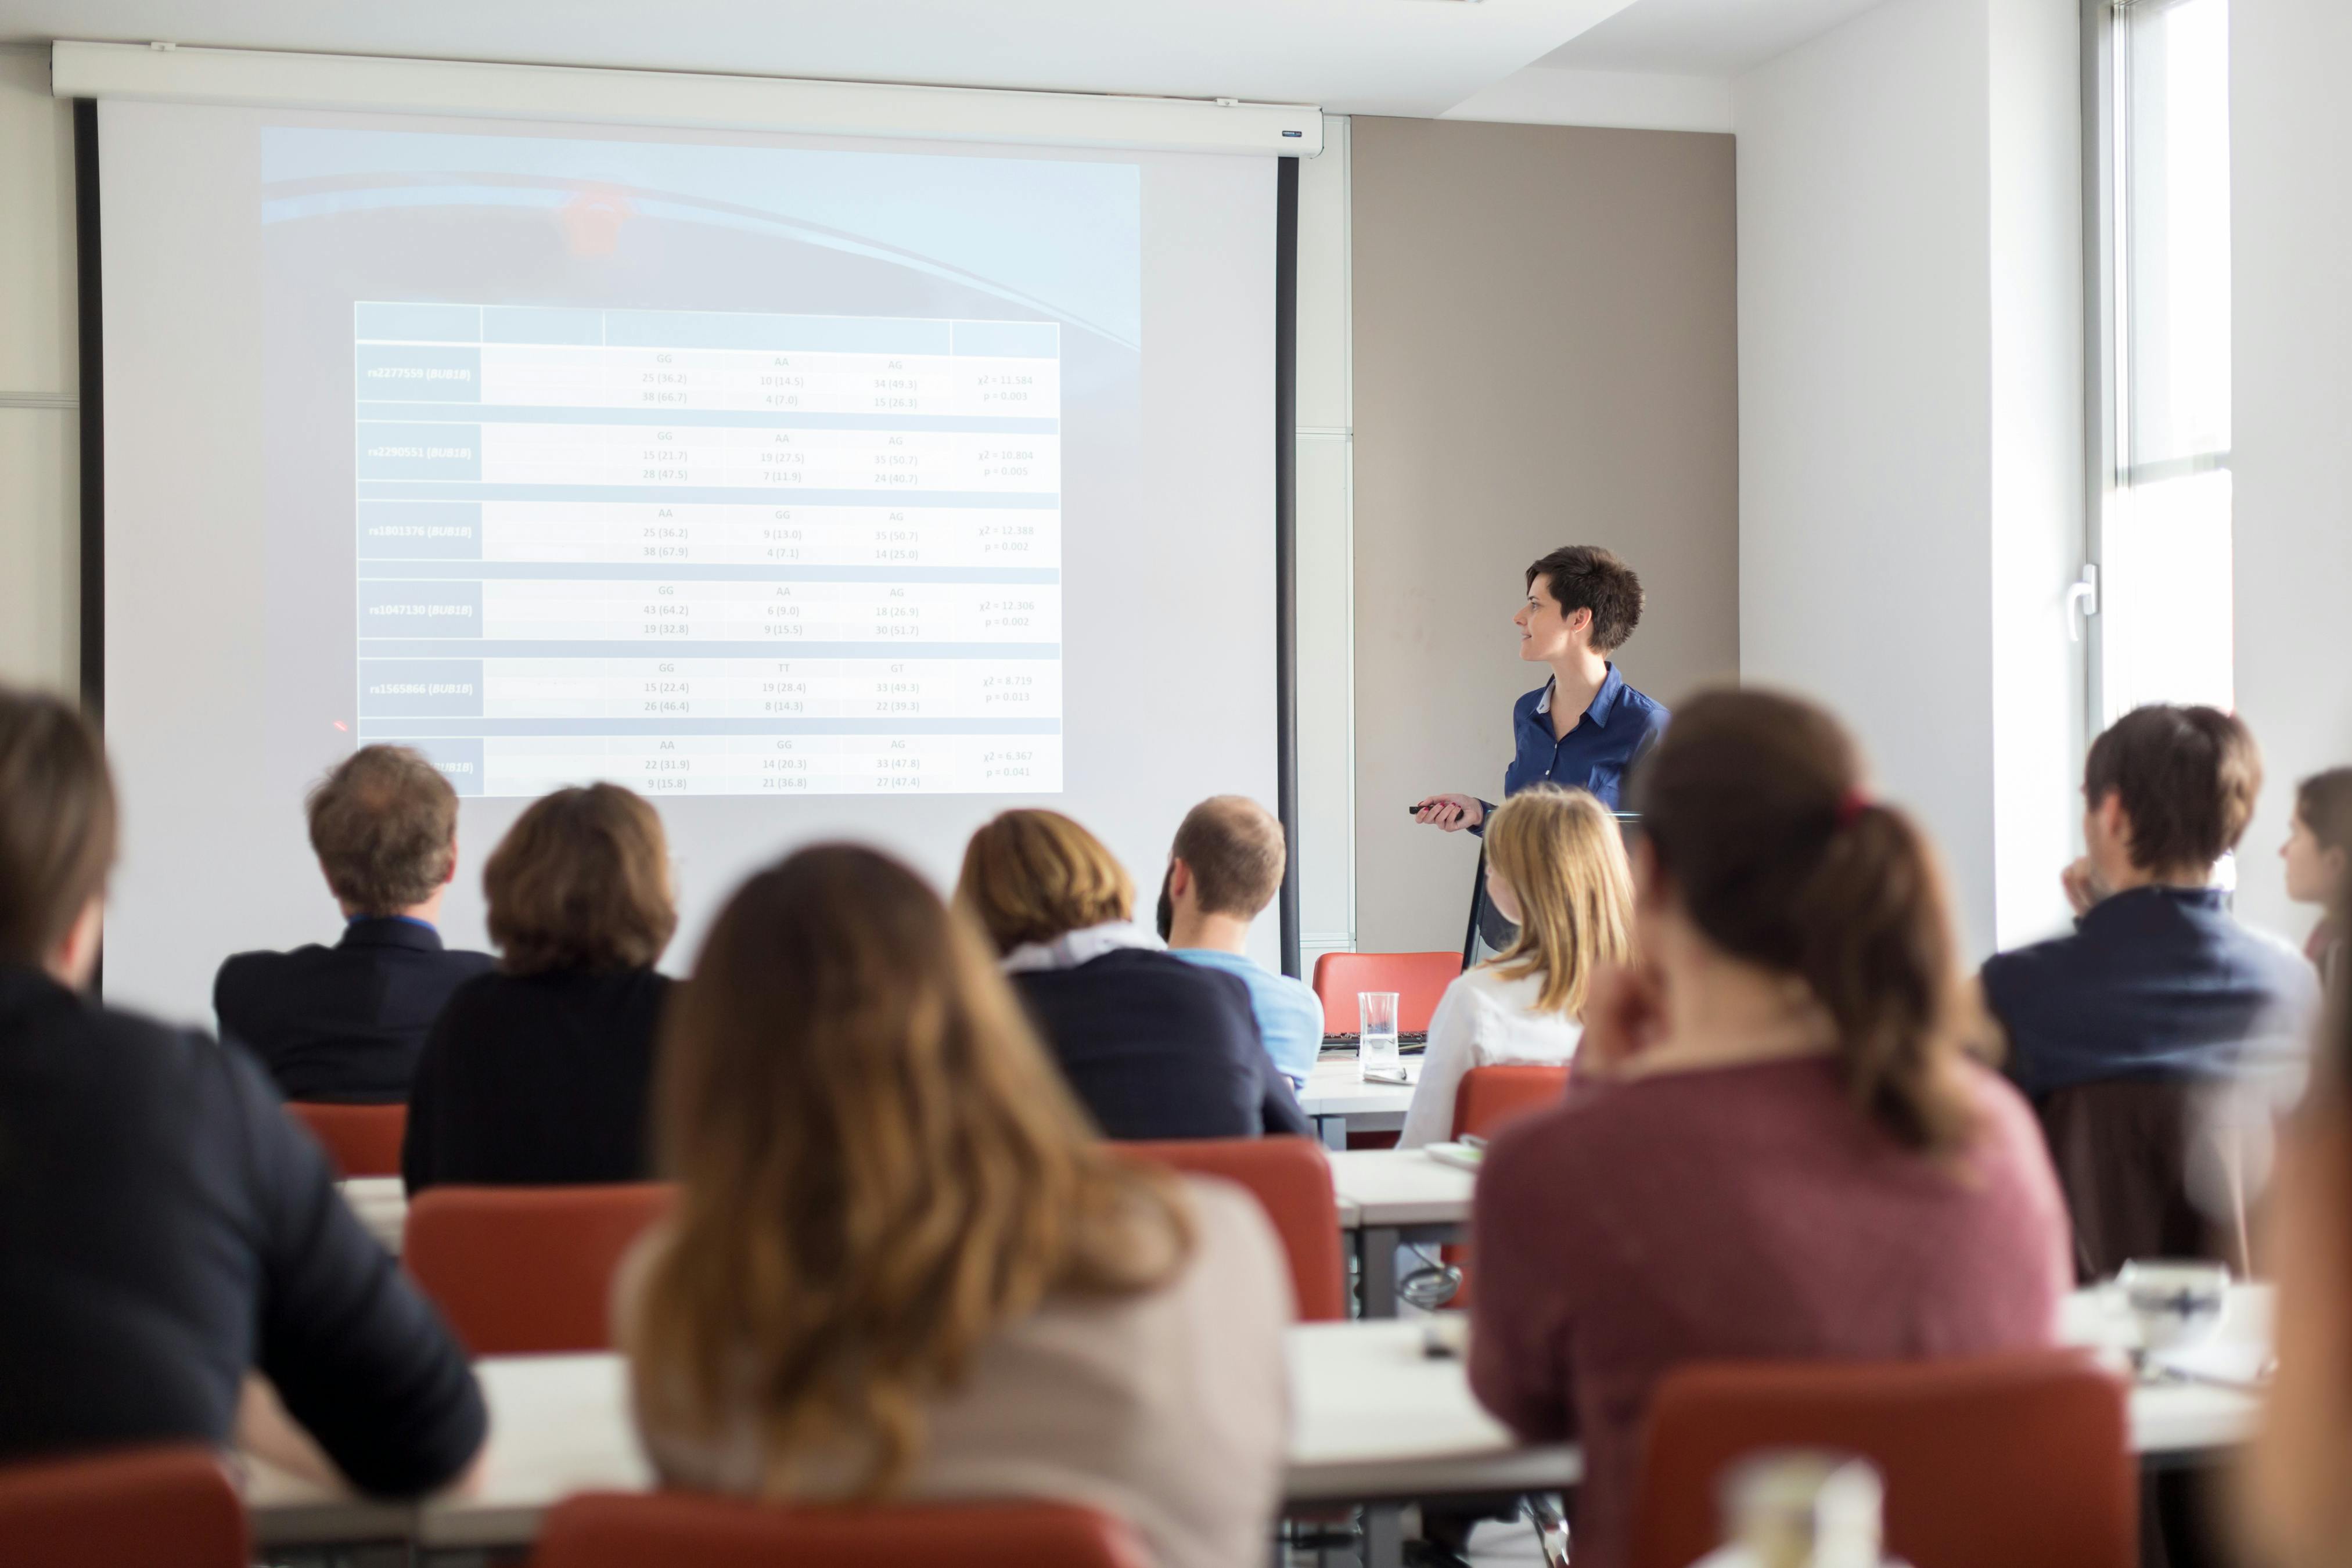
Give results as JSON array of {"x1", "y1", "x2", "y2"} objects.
[
  {"x1": 1533, "y1": 664, "x2": 1624, "y2": 727},
  {"x1": 348, "y1": 913, "x2": 438, "y2": 933}
]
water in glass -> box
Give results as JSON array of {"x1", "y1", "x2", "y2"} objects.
[{"x1": 1359, "y1": 990, "x2": 1401, "y2": 1078}]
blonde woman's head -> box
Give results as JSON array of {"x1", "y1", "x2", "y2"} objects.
[
  {"x1": 955, "y1": 809, "x2": 1134, "y2": 954},
  {"x1": 1483, "y1": 786, "x2": 1635, "y2": 1017}
]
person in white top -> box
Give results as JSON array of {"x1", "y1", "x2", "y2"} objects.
[
  {"x1": 618, "y1": 844, "x2": 1291, "y2": 1568},
  {"x1": 1400, "y1": 785, "x2": 1635, "y2": 1148}
]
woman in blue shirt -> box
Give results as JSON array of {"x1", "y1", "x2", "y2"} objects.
[{"x1": 1414, "y1": 544, "x2": 1670, "y2": 833}]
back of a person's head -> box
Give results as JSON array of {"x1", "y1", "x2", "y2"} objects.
[
  {"x1": 1483, "y1": 786, "x2": 1634, "y2": 1017},
  {"x1": 1170, "y1": 794, "x2": 1286, "y2": 919},
  {"x1": 2296, "y1": 768, "x2": 2352, "y2": 855},
  {"x1": 632, "y1": 843, "x2": 1189, "y2": 1496},
  {"x1": 955, "y1": 808, "x2": 1134, "y2": 954},
  {"x1": 307, "y1": 746, "x2": 459, "y2": 916},
  {"x1": 483, "y1": 783, "x2": 675, "y2": 975},
  {"x1": 2083, "y1": 704, "x2": 2261, "y2": 875},
  {"x1": 0, "y1": 686, "x2": 115, "y2": 969},
  {"x1": 1525, "y1": 544, "x2": 1645, "y2": 652},
  {"x1": 1632, "y1": 688, "x2": 1979, "y2": 1155}
]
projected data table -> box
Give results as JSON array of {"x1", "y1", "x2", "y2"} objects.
[{"x1": 350, "y1": 303, "x2": 1062, "y2": 797}]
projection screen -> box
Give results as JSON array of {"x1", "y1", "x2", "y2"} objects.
[{"x1": 93, "y1": 97, "x2": 1281, "y2": 1022}]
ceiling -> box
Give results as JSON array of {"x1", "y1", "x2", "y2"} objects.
[
  {"x1": 0, "y1": 0, "x2": 1896, "y2": 119},
  {"x1": 1538, "y1": 0, "x2": 1893, "y2": 77}
]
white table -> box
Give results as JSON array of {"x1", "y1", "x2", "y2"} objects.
[
  {"x1": 1324, "y1": 1149, "x2": 1476, "y2": 1317},
  {"x1": 341, "y1": 1177, "x2": 407, "y2": 1254},
  {"x1": 238, "y1": 1290, "x2": 2271, "y2": 1565},
  {"x1": 1299, "y1": 1058, "x2": 1418, "y2": 1150}
]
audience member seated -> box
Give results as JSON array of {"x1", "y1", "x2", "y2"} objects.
[
  {"x1": 402, "y1": 783, "x2": 677, "y2": 1195},
  {"x1": 1156, "y1": 794, "x2": 1326, "y2": 1087},
  {"x1": 1398, "y1": 784, "x2": 1632, "y2": 1148},
  {"x1": 2241, "y1": 894, "x2": 2352, "y2": 1568},
  {"x1": 958, "y1": 810, "x2": 1312, "y2": 1140},
  {"x1": 1981, "y1": 704, "x2": 2320, "y2": 1278},
  {"x1": 214, "y1": 745, "x2": 494, "y2": 1103},
  {"x1": 0, "y1": 686, "x2": 485, "y2": 1491},
  {"x1": 619, "y1": 844, "x2": 1289, "y2": 1568},
  {"x1": 2283, "y1": 767, "x2": 2352, "y2": 985},
  {"x1": 1465, "y1": 689, "x2": 2070, "y2": 1568}
]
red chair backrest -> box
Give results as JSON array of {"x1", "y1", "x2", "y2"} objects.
[
  {"x1": 0, "y1": 1445, "x2": 247, "y2": 1568},
  {"x1": 404, "y1": 1183, "x2": 676, "y2": 1354},
  {"x1": 1631, "y1": 1351, "x2": 2134, "y2": 1568},
  {"x1": 537, "y1": 1493, "x2": 1153, "y2": 1568},
  {"x1": 1311, "y1": 951, "x2": 1462, "y2": 1035},
  {"x1": 1451, "y1": 1064, "x2": 1570, "y2": 1141},
  {"x1": 286, "y1": 1100, "x2": 408, "y2": 1178},
  {"x1": 1115, "y1": 1136, "x2": 1346, "y2": 1321}
]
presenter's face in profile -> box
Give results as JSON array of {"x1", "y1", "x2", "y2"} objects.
[{"x1": 1515, "y1": 578, "x2": 1591, "y2": 664}]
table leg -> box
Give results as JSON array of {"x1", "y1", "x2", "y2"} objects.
[
  {"x1": 1361, "y1": 1502, "x2": 1403, "y2": 1568},
  {"x1": 1318, "y1": 1114, "x2": 1349, "y2": 1153},
  {"x1": 1360, "y1": 1225, "x2": 1400, "y2": 1319}
]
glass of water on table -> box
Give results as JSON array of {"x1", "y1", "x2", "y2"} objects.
[{"x1": 1358, "y1": 991, "x2": 1401, "y2": 1080}]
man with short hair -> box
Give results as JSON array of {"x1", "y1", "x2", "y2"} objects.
[
  {"x1": 0, "y1": 685, "x2": 485, "y2": 1488},
  {"x1": 215, "y1": 745, "x2": 493, "y2": 1103},
  {"x1": 1157, "y1": 796, "x2": 1326, "y2": 1087},
  {"x1": 1982, "y1": 704, "x2": 2319, "y2": 1277}
]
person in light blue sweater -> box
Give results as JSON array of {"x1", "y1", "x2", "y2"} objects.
[{"x1": 1157, "y1": 796, "x2": 1326, "y2": 1087}]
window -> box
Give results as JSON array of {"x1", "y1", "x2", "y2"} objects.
[{"x1": 2087, "y1": 0, "x2": 2233, "y2": 723}]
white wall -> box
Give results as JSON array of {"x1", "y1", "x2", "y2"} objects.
[
  {"x1": 1734, "y1": 0, "x2": 2080, "y2": 959},
  {"x1": 0, "y1": 45, "x2": 79, "y2": 697},
  {"x1": 2232, "y1": 0, "x2": 2352, "y2": 940}
]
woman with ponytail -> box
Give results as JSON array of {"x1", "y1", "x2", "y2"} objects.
[{"x1": 1462, "y1": 689, "x2": 2070, "y2": 1568}]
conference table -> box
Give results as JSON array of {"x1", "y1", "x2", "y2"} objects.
[{"x1": 1298, "y1": 1056, "x2": 1418, "y2": 1150}]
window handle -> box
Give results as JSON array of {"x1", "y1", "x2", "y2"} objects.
[{"x1": 2066, "y1": 564, "x2": 2101, "y2": 643}]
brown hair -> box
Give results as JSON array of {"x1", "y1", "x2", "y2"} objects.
[
  {"x1": 1483, "y1": 786, "x2": 1637, "y2": 1017},
  {"x1": 2083, "y1": 704, "x2": 2261, "y2": 874},
  {"x1": 1526, "y1": 545, "x2": 1645, "y2": 653},
  {"x1": 1170, "y1": 795, "x2": 1287, "y2": 919},
  {"x1": 1632, "y1": 688, "x2": 1981, "y2": 1156},
  {"x1": 628, "y1": 845, "x2": 1192, "y2": 1498},
  {"x1": 2296, "y1": 769, "x2": 2352, "y2": 855},
  {"x1": 307, "y1": 746, "x2": 459, "y2": 915},
  {"x1": 483, "y1": 783, "x2": 675, "y2": 975},
  {"x1": 955, "y1": 809, "x2": 1134, "y2": 954},
  {"x1": 0, "y1": 686, "x2": 116, "y2": 966}
]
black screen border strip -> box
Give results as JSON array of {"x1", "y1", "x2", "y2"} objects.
[
  {"x1": 1274, "y1": 154, "x2": 1302, "y2": 979},
  {"x1": 73, "y1": 98, "x2": 104, "y2": 718}
]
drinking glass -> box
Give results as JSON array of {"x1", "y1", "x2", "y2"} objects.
[{"x1": 1359, "y1": 991, "x2": 1401, "y2": 1078}]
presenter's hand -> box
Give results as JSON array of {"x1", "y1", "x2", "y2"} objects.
[{"x1": 1412, "y1": 793, "x2": 1486, "y2": 832}]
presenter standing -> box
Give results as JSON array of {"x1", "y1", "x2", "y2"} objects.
[{"x1": 1413, "y1": 544, "x2": 1669, "y2": 833}]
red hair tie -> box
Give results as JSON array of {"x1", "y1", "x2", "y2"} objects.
[{"x1": 1835, "y1": 787, "x2": 1873, "y2": 829}]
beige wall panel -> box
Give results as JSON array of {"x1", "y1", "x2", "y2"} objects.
[{"x1": 1350, "y1": 117, "x2": 1738, "y2": 951}]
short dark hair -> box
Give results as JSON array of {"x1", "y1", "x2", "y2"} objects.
[
  {"x1": 1525, "y1": 545, "x2": 1645, "y2": 653},
  {"x1": 1171, "y1": 796, "x2": 1287, "y2": 918},
  {"x1": 307, "y1": 746, "x2": 459, "y2": 915},
  {"x1": 484, "y1": 783, "x2": 677, "y2": 974},
  {"x1": 2083, "y1": 705, "x2": 2261, "y2": 873},
  {"x1": 0, "y1": 686, "x2": 116, "y2": 966},
  {"x1": 2295, "y1": 768, "x2": 2352, "y2": 853}
]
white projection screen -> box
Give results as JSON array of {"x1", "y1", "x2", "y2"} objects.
[{"x1": 95, "y1": 98, "x2": 1279, "y2": 1023}]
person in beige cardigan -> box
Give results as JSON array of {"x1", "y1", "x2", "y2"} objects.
[{"x1": 617, "y1": 843, "x2": 1292, "y2": 1568}]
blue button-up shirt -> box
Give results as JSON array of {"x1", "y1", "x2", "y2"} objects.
[{"x1": 1482, "y1": 664, "x2": 1669, "y2": 821}]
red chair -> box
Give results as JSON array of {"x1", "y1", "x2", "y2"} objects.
[
  {"x1": 0, "y1": 1445, "x2": 247, "y2": 1568},
  {"x1": 535, "y1": 1493, "x2": 1152, "y2": 1568},
  {"x1": 1631, "y1": 1351, "x2": 2134, "y2": 1568},
  {"x1": 1116, "y1": 1136, "x2": 1346, "y2": 1321},
  {"x1": 285, "y1": 1101, "x2": 408, "y2": 1178},
  {"x1": 1311, "y1": 951, "x2": 1461, "y2": 1037},
  {"x1": 1453, "y1": 1063, "x2": 1570, "y2": 1141},
  {"x1": 404, "y1": 1182, "x2": 676, "y2": 1354}
]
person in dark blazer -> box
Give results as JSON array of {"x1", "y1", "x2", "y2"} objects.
[
  {"x1": 402, "y1": 783, "x2": 677, "y2": 1196},
  {"x1": 0, "y1": 686, "x2": 485, "y2": 1491},
  {"x1": 956, "y1": 808, "x2": 1311, "y2": 1142},
  {"x1": 214, "y1": 745, "x2": 493, "y2": 1103}
]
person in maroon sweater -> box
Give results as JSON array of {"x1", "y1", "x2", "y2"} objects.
[{"x1": 1466, "y1": 689, "x2": 2072, "y2": 1568}]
